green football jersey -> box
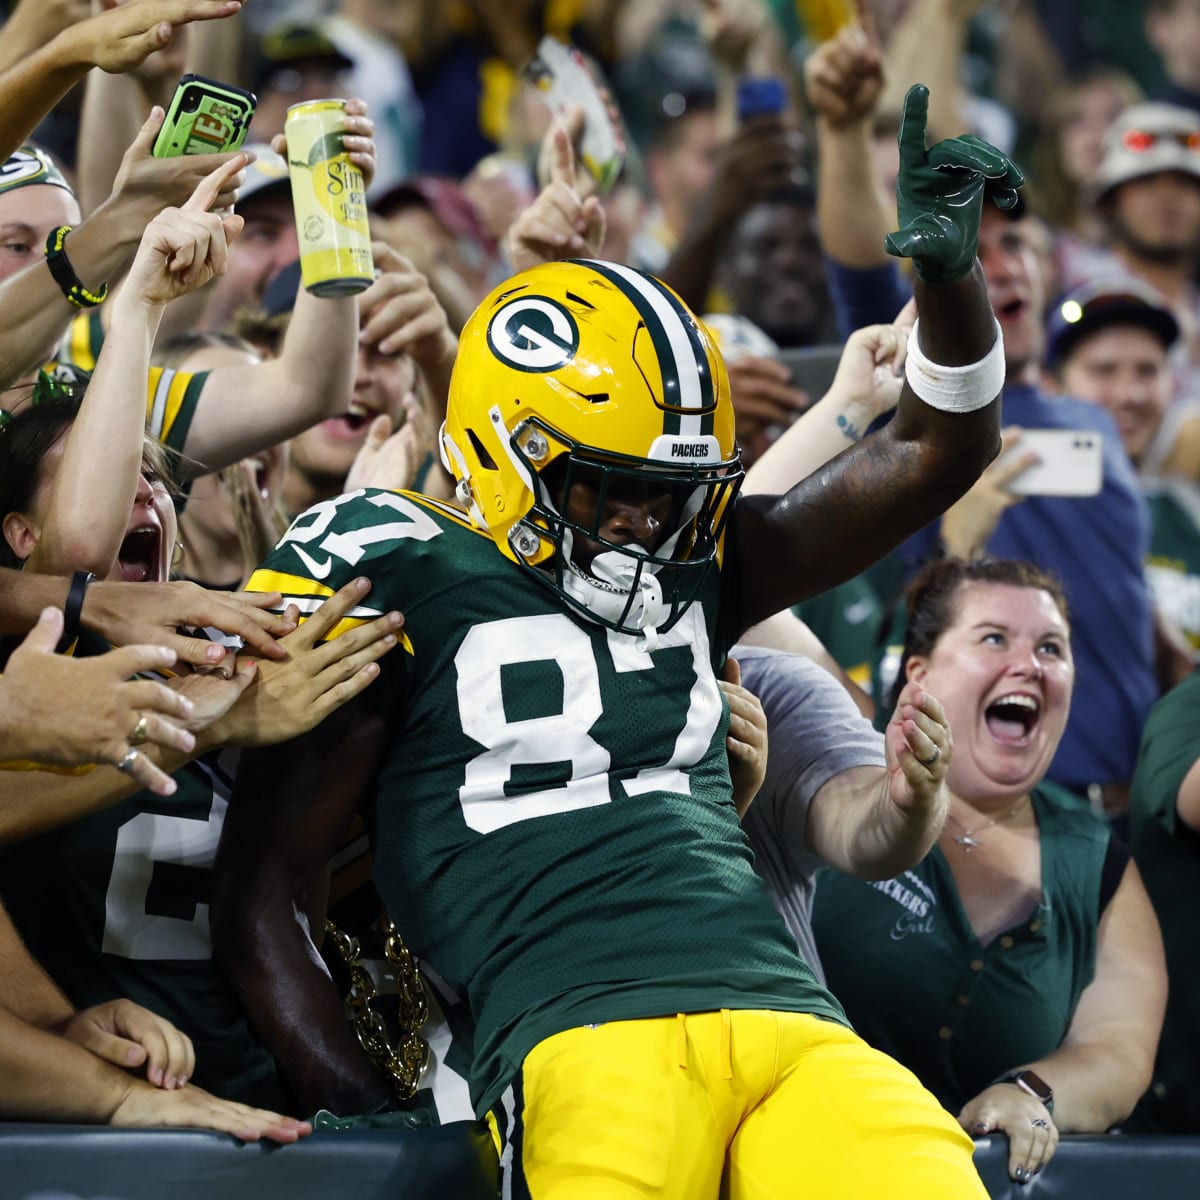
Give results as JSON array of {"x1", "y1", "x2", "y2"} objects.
[
  {"x1": 0, "y1": 746, "x2": 287, "y2": 1109},
  {"x1": 1144, "y1": 480, "x2": 1200, "y2": 652},
  {"x1": 250, "y1": 488, "x2": 846, "y2": 1117}
]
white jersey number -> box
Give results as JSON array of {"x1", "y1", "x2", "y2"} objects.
[
  {"x1": 276, "y1": 490, "x2": 442, "y2": 580},
  {"x1": 454, "y1": 607, "x2": 723, "y2": 834}
]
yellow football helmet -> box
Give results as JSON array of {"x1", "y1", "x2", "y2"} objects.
[{"x1": 440, "y1": 259, "x2": 742, "y2": 635}]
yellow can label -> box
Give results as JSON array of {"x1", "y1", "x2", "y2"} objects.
[{"x1": 286, "y1": 100, "x2": 374, "y2": 295}]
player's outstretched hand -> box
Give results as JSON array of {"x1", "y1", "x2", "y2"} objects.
[{"x1": 883, "y1": 84, "x2": 1023, "y2": 282}]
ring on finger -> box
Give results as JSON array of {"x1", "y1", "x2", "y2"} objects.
[
  {"x1": 116, "y1": 748, "x2": 140, "y2": 776},
  {"x1": 130, "y1": 714, "x2": 149, "y2": 745},
  {"x1": 1030, "y1": 1117, "x2": 1050, "y2": 1129},
  {"x1": 918, "y1": 744, "x2": 941, "y2": 768}
]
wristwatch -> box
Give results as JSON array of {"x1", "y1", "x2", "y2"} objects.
[{"x1": 994, "y1": 1068, "x2": 1054, "y2": 1113}]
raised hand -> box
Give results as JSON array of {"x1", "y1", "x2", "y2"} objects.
[
  {"x1": 359, "y1": 242, "x2": 457, "y2": 366},
  {"x1": 884, "y1": 84, "x2": 1023, "y2": 282},
  {"x1": 510, "y1": 117, "x2": 606, "y2": 273},
  {"x1": 271, "y1": 97, "x2": 376, "y2": 191},
  {"x1": 939, "y1": 427, "x2": 1037, "y2": 559},
  {"x1": 884, "y1": 680, "x2": 951, "y2": 814},
  {"x1": 69, "y1": 0, "x2": 244, "y2": 75},
  {"x1": 803, "y1": 1, "x2": 885, "y2": 128},
  {"x1": 345, "y1": 394, "x2": 432, "y2": 494},
  {"x1": 124, "y1": 151, "x2": 247, "y2": 305}
]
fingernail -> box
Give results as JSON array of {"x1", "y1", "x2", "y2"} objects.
[{"x1": 383, "y1": 634, "x2": 396, "y2": 646}]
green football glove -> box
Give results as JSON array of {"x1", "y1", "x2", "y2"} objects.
[{"x1": 884, "y1": 84, "x2": 1024, "y2": 282}]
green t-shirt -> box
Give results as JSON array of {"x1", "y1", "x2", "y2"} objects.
[
  {"x1": 249, "y1": 488, "x2": 846, "y2": 1117},
  {"x1": 1127, "y1": 669, "x2": 1200, "y2": 1134},
  {"x1": 793, "y1": 574, "x2": 884, "y2": 693},
  {"x1": 1144, "y1": 480, "x2": 1200, "y2": 654},
  {"x1": 812, "y1": 784, "x2": 1110, "y2": 1113}
]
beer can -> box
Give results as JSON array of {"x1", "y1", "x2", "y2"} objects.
[{"x1": 285, "y1": 99, "x2": 374, "y2": 296}]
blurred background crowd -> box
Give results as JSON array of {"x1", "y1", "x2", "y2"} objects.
[{"x1": 0, "y1": 0, "x2": 1198, "y2": 1185}]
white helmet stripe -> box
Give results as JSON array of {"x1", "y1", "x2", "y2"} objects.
[{"x1": 582, "y1": 259, "x2": 706, "y2": 437}]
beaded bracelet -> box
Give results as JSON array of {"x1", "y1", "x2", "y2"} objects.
[{"x1": 44, "y1": 226, "x2": 108, "y2": 309}]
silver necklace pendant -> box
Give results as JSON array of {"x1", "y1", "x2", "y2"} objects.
[{"x1": 953, "y1": 832, "x2": 982, "y2": 851}]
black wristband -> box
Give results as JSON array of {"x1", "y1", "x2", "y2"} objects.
[
  {"x1": 57, "y1": 571, "x2": 96, "y2": 654},
  {"x1": 44, "y1": 226, "x2": 108, "y2": 309}
]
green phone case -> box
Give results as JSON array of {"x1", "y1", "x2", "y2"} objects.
[{"x1": 152, "y1": 74, "x2": 257, "y2": 157}]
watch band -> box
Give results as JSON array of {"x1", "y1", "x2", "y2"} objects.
[{"x1": 992, "y1": 1068, "x2": 1054, "y2": 1113}]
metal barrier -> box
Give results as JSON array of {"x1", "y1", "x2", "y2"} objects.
[{"x1": 0, "y1": 1124, "x2": 1194, "y2": 1198}]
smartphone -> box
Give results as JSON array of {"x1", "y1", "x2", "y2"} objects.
[
  {"x1": 1001, "y1": 429, "x2": 1104, "y2": 497},
  {"x1": 736, "y1": 77, "x2": 787, "y2": 123},
  {"x1": 152, "y1": 74, "x2": 257, "y2": 158},
  {"x1": 777, "y1": 344, "x2": 844, "y2": 401},
  {"x1": 523, "y1": 37, "x2": 624, "y2": 193}
]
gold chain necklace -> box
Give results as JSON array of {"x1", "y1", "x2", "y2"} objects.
[{"x1": 945, "y1": 796, "x2": 1030, "y2": 852}]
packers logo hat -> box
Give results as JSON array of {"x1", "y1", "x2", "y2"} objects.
[{"x1": 0, "y1": 146, "x2": 73, "y2": 197}]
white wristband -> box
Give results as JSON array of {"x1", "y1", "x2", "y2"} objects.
[{"x1": 904, "y1": 318, "x2": 1005, "y2": 413}]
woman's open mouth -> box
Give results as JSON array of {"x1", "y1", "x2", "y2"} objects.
[
  {"x1": 984, "y1": 692, "x2": 1040, "y2": 746},
  {"x1": 117, "y1": 524, "x2": 162, "y2": 583}
]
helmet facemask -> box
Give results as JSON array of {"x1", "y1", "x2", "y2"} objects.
[{"x1": 503, "y1": 416, "x2": 743, "y2": 638}]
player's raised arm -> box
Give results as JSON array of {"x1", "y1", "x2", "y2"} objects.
[{"x1": 734, "y1": 84, "x2": 1017, "y2": 633}]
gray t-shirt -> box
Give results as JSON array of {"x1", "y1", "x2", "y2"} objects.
[{"x1": 735, "y1": 646, "x2": 886, "y2": 984}]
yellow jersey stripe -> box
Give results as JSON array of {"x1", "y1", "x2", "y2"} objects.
[{"x1": 247, "y1": 569, "x2": 414, "y2": 654}]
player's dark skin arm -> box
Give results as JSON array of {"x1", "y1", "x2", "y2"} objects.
[
  {"x1": 211, "y1": 696, "x2": 394, "y2": 1116},
  {"x1": 733, "y1": 261, "x2": 1000, "y2": 635}
]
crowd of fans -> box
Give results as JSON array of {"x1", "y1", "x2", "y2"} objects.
[{"x1": 0, "y1": 0, "x2": 1198, "y2": 1192}]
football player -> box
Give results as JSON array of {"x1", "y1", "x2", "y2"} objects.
[{"x1": 214, "y1": 86, "x2": 1019, "y2": 1196}]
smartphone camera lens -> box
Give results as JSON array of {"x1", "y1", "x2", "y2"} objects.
[{"x1": 182, "y1": 88, "x2": 201, "y2": 113}]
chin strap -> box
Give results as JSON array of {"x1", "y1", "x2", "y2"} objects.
[{"x1": 560, "y1": 531, "x2": 667, "y2": 635}]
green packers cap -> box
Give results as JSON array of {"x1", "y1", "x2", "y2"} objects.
[{"x1": 0, "y1": 146, "x2": 73, "y2": 197}]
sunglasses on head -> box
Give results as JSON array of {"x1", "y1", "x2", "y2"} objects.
[{"x1": 1121, "y1": 128, "x2": 1200, "y2": 153}]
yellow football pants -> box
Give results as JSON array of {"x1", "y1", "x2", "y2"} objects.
[{"x1": 489, "y1": 1009, "x2": 986, "y2": 1200}]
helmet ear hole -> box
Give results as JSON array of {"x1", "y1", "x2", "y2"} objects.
[{"x1": 467, "y1": 427, "x2": 498, "y2": 471}]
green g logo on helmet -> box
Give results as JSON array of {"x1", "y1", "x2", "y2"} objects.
[{"x1": 486, "y1": 296, "x2": 580, "y2": 373}]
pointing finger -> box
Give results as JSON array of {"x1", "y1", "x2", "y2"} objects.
[
  {"x1": 896, "y1": 84, "x2": 930, "y2": 173},
  {"x1": 550, "y1": 124, "x2": 578, "y2": 192},
  {"x1": 183, "y1": 153, "x2": 248, "y2": 214}
]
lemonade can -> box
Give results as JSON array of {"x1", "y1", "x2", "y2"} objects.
[{"x1": 285, "y1": 99, "x2": 374, "y2": 296}]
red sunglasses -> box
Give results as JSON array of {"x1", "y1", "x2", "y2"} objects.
[{"x1": 1122, "y1": 128, "x2": 1200, "y2": 153}]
